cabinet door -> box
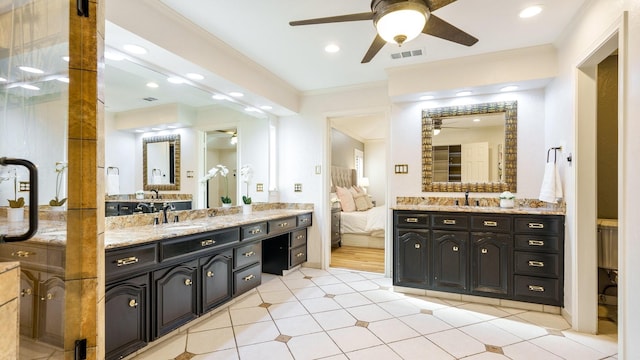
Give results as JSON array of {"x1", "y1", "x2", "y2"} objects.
[
  {"x1": 37, "y1": 274, "x2": 65, "y2": 347},
  {"x1": 432, "y1": 230, "x2": 468, "y2": 292},
  {"x1": 105, "y1": 275, "x2": 149, "y2": 360},
  {"x1": 394, "y1": 230, "x2": 429, "y2": 288},
  {"x1": 154, "y1": 260, "x2": 198, "y2": 338},
  {"x1": 471, "y1": 233, "x2": 511, "y2": 296},
  {"x1": 19, "y1": 269, "x2": 38, "y2": 338},
  {"x1": 201, "y1": 251, "x2": 232, "y2": 313}
]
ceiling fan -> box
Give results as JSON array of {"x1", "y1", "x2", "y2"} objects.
[{"x1": 289, "y1": 0, "x2": 479, "y2": 63}]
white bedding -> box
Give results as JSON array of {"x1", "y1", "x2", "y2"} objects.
[{"x1": 340, "y1": 205, "x2": 386, "y2": 237}]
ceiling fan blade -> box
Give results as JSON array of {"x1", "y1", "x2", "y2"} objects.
[
  {"x1": 425, "y1": 0, "x2": 458, "y2": 12},
  {"x1": 289, "y1": 12, "x2": 373, "y2": 26},
  {"x1": 361, "y1": 35, "x2": 387, "y2": 64},
  {"x1": 423, "y1": 14, "x2": 479, "y2": 46}
]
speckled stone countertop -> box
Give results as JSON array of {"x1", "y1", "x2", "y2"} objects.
[
  {"x1": 392, "y1": 204, "x2": 564, "y2": 215},
  {"x1": 0, "y1": 261, "x2": 19, "y2": 273}
]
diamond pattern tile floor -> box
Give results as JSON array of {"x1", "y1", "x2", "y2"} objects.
[{"x1": 21, "y1": 267, "x2": 618, "y2": 360}]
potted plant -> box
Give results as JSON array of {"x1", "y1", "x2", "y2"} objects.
[
  {"x1": 201, "y1": 164, "x2": 231, "y2": 207},
  {"x1": 4, "y1": 168, "x2": 25, "y2": 222},
  {"x1": 240, "y1": 164, "x2": 253, "y2": 214},
  {"x1": 49, "y1": 161, "x2": 68, "y2": 210}
]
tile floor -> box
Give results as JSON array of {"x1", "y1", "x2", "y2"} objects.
[{"x1": 20, "y1": 267, "x2": 619, "y2": 360}]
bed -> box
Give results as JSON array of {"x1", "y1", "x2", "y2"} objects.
[{"x1": 331, "y1": 166, "x2": 386, "y2": 249}]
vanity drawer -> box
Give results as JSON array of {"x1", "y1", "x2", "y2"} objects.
[
  {"x1": 395, "y1": 212, "x2": 430, "y2": 227},
  {"x1": 514, "y1": 252, "x2": 560, "y2": 278},
  {"x1": 160, "y1": 228, "x2": 239, "y2": 261},
  {"x1": 290, "y1": 245, "x2": 307, "y2": 268},
  {"x1": 241, "y1": 222, "x2": 267, "y2": 241},
  {"x1": 0, "y1": 242, "x2": 65, "y2": 272},
  {"x1": 234, "y1": 263, "x2": 261, "y2": 296},
  {"x1": 432, "y1": 213, "x2": 469, "y2": 230},
  {"x1": 297, "y1": 213, "x2": 312, "y2": 227},
  {"x1": 470, "y1": 215, "x2": 511, "y2": 233},
  {"x1": 514, "y1": 235, "x2": 561, "y2": 253},
  {"x1": 290, "y1": 229, "x2": 307, "y2": 249},
  {"x1": 514, "y1": 275, "x2": 561, "y2": 305},
  {"x1": 234, "y1": 241, "x2": 261, "y2": 270},
  {"x1": 268, "y1": 217, "x2": 296, "y2": 234},
  {"x1": 106, "y1": 244, "x2": 157, "y2": 280},
  {"x1": 514, "y1": 216, "x2": 563, "y2": 235}
]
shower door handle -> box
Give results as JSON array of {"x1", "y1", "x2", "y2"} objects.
[{"x1": 0, "y1": 158, "x2": 38, "y2": 243}]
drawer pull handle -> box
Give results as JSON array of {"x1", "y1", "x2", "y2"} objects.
[
  {"x1": 296, "y1": 234, "x2": 304, "y2": 240},
  {"x1": 443, "y1": 219, "x2": 456, "y2": 225},
  {"x1": 121, "y1": 206, "x2": 129, "y2": 210},
  {"x1": 184, "y1": 279, "x2": 193, "y2": 286},
  {"x1": 528, "y1": 223, "x2": 544, "y2": 229},
  {"x1": 128, "y1": 299, "x2": 138, "y2": 308},
  {"x1": 243, "y1": 274, "x2": 255, "y2": 282},
  {"x1": 278, "y1": 222, "x2": 289, "y2": 227},
  {"x1": 296, "y1": 252, "x2": 305, "y2": 257},
  {"x1": 250, "y1": 228, "x2": 262, "y2": 235},
  {"x1": 201, "y1": 239, "x2": 216, "y2": 247},
  {"x1": 116, "y1": 256, "x2": 139, "y2": 267},
  {"x1": 244, "y1": 251, "x2": 255, "y2": 257},
  {"x1": 481, "y1": 248, "x2": 488, "y2": 254},
  {"x1": 11, "y1": 250, "x2": 35, "y2": 258},
  {"x1": 528, "y1": 240, "x2": 545, "y2": 246},
  {"x1": 414, "y1": 243, "x2": 421, "y2": 249},
  {"x1": 483, "y1": 221, "x2": 498, "y2": 227},
  {"x1": 452, "y1": 246, "x2": 459, "y2": 252},
  {"x1": 405, "y1": 218, "x2": 419, "y2": 223},
  {"x1": 528, "y1": 285, "x2": 545, "y2": 292},
  {"x1": 300, "y1": 218, "x2": 309, "y2": 223},
  {"x1": 21, "y1": 289, "x2": 32, "y2": 297},
  {"x1": 528, "y1": 260, "x2": 545, "y2": 267}
]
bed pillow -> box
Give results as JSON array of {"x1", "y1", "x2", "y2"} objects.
[
  {"x1": 365, "y1": 195, "x2": 375, "y2": 209},
  {"x1": 353, "y1": 193, "x2": 370, "y2": 211},
  {"x1": 336, "y1": 186, "x2": 356, "y2": 212}
]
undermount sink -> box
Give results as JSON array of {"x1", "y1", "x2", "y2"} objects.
[{"x1": 162, "y1": 224, "x2": 204, "y2": 231}]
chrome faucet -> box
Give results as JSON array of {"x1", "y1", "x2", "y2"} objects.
[
  {"x1": 464, "y1": 190, "x2": 470, "y2": 206},
  {"x1": 161, "y1": 202, "x2": 175, "y2": 224}
]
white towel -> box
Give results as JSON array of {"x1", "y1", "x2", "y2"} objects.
[
  {"x1": 152, "y1": 175, "x2": 163, "y2": 184},
  {"x1": 106, "y1": 173, "x2": 120, "y2": 195},
  {"x1": 539, "y1": 162, "x2": 563, "y2": 203}
]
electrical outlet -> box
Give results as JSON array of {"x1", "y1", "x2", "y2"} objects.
[
  {"x1": 294, "y1": 183, "x2": 302, "y2": 192},
  {"x1": 19, "y1": 181, "x2": 30, "y2": 192},
  {"x1": 256, "y1": 183, "x2": 264, "y2": 192}
]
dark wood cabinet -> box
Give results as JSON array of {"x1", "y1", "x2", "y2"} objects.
[
  {"x1": 105, "y1": 274, "x2": 149, "y2": 360},
  {"x1": 393, "y1": 210, "x2": 564, "y2": 306},
  {"x1": 432, "y1": 230, "x2": 468, "y2": 292},
  {"x1": 331, "y1": 207, "x2": 341, "y2": 247},
  {"x1": 200, "y1": 250, "x2": 233, "y2": 313},
  {"x1": 153, "y1": 260, "x2": 199, "y2": 337}
]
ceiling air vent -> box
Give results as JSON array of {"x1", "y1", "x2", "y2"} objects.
[
  {"x1": 143, "y1": 97, "x2": 157, "y2": 102},
  {"x1": 390, "y1": 48, "x2": 423, "y2": 60}
]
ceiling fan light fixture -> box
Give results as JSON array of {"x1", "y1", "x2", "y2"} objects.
[{"x1": 374, "y1": 2, "x2": 429, "y2": 45}]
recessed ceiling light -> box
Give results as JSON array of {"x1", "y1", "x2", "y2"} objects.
[
  {"x1": 20, "y1": 84, "x2": 40, "y2": 90},
  {"x1": 500, "y1": 85, "x2": 519, "y2": 92},
  {"x1": 123, "y1": 44, "x2": 147, "y2": 55},
  {"x1": 104, "y1": 51, "x2": 125, "y2": 61},
  {"x1": 260, "y1": 105, "x2": 273, "y2": 110},
  {"x1": 245, "y1": 107, "x2": 259, "y2": 112},
  {"x1": 135, "y1": 129, "x2": 144, "y2": 133},
  {"x1": 19, "y1": 66, "x2": 44, "y2": 74},
  {"x1": 167, "y1": 125, "x2": 178, "y2": 129},
  {"x1": 146, "y1": 82, "x2": 159, "y2": 88},
  {"x1": 62, "y1": 56, "x2": 70, "y2": 62},
  {"x1": 151, "y1": 127, "x2": 162, "y2": 131},
  {"x1": 419, "y1": 95, "x2": 434, "y2": 100},
  {"x1": 325, "y1": 44, "x2": 340, "y2": 53},
  {"x1": 229, "y1": 92, "x2": 244, "y2": 97},
  {"x1": 167, "y1": 76, "x2": 185, "y2": 84},
  {"x1": 456, "y1": 90, "x2": 472, "y2": 97},
  {"x1": 186, "y1": 73, "x2": 204, "y2": 80},
  {"x1": 519, "y1": 5, "x2": 543, "y2": 18},
  {"x1": 0, "y1": 77, "x2": 7, "y2": 82},
  {"x1": 56, "y1": 77, "x2": 70, "y2": 83},
  {"x1": 212, "y1": 94, "x2": 227, "y2": 100}
]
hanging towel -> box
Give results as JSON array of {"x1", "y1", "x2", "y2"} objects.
[
  {"x1": 106, "y1": 173, "x2": 120, "y2": 195},
  {"x1": 152, "y1": 174, "x2": 163, "y2": 184},
  {"x1": 539, "y1": 162, "x2": 563, "y2": 203}
]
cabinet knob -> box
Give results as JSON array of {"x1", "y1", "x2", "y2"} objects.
[
  {"x1": 278, "y1": 222, "x2": 288, "y2": 227},
  {"x1": 207, "y1": 271, "x2": 215, "y2": 278},
  {"x1": 184, "y1": 279, "x2": 193, "y2": 286},
  {"x1": 41, "y1": 293, "x2": 54, "y2": 301},
  {"x1": 11, "y1": 250, "x2": 34, "y2": 258},
  {"x1": 296, "y1": 235, "x2": 304, "y2": 240},
  {"x1": 452, "y1": 246, "x2": 459, "y2": 252},
  {"x1": 250, "y1": 228, "x2": 262, "y2": 235},
  {"x1": 296, "y1": 252, "x2": 305, "y2": 258},
  {"x1": 21, "y1": 288, "x2": 32, "y2": 297},
  {"x1": 414, "y1": 243, "x2": 421, "y2": 249},
  {"x1": 128, "y1": 299, "x2": 138, "y2": 308},
  {"x1": 481, "y1": 248, "x2": 488, "y2": 254}
]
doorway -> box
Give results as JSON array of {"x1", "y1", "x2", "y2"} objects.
[{"x1": 205, "y1": 129, "x2": 237, "y2": 207}]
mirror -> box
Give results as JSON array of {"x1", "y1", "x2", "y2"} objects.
[
  {"x1": 143, "y1": 134, "x2": 180, "y2": 191},
  {"x1": 421, "y1": 101, "x2": 517, "y2": 192}
]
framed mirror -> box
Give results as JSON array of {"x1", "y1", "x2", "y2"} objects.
[
  {"x1": 143, "y1": 134, "x2": 181, "y2": 191},
  {"x1": 421, "y1": 101, "x2": 517, "y2": 192}
]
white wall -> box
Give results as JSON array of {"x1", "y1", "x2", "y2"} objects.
[{"x1": 105, "y1": 112, "x2": 136, "y2": 194}]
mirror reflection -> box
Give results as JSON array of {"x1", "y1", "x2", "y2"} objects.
[
  {"x1": 143, "y1": 134, "x2": 180, "y2": 190},
  {"x1": 422, "y1": 101, "x2": 517, "y2": 193}
]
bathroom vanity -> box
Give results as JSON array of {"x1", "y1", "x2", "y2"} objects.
[{"x1": 393, "y1": 206, "x2": 564, "y2": 307}]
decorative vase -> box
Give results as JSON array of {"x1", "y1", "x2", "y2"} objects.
[
  {"x1": 7, "y1": 207, "x2": 24, "y2": 222},
  {"x1": 242, "y1": 204, "x2": 252, "y2": 215},
  {"x1": 51, "y1": 205, "x2": 66, "y2": 211},
  {"x1": 222, "y1": 203, "x2": 232, "y2": 208}
]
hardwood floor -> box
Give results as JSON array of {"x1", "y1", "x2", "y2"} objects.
[{"x1": 330, "y1": 246, "x2": 385, "y2": 273}]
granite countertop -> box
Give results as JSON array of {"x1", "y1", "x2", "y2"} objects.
[
  {"x1": 0, "y1": 261, "x2": 20, "y2": 273},
  {"x1": 106, "y1": 199, "x2": 192, "y2": 203},
  {"x1": 392, "y1": 204, "x2": 565, "y2": 215}
]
